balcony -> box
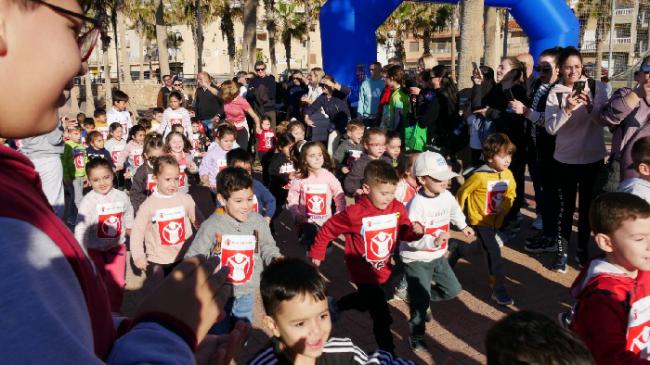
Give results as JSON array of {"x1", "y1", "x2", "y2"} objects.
[
  {"x1": 582, "y1": 41, "x2": 597, "y2": 51},
  {"x1": 615, "y1": 37, "x2": 632, "y2": 44},
  {"x1": 615, "y1": 8, "x2": 633, "y2": 16},
  {"x1": 613, "y1": 8, "x2": 634, "y2": 23}
]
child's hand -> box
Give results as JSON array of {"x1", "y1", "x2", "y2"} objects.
[
  {"x1": 265, "y1": 216, "x2": 271, "y2": 225},
  {"x1": 134, "y1": 257, "x2": 148, "y2": 271},
  {"x1": 435, "y1": 232, "x2": 451, "y2": 247},
  {"x1": 124, "y1": 171, "x2": 133, "y2": 179},
  {"x1": 311, "y1": 258, "x2": 321, "y2": 267},
  {"x1": 412, "y1": 222, "x2": 424, "y2": 235},
  {"x1": 354, "y1": 188, "x2": 364, "y2": 197},
  {"x1": 195, "y1": 321, "x2": 251, "y2": 365},
  {"x1": 341, "y1": 166, "x2": 350, "y2": 174},
  {"x1": 462, "y1": 226, "x2": 475, "y2": 238}
]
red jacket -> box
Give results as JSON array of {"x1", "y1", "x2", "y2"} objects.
[
  {"x1": 309, "y1": 195, "x2": 422, "y2": 285},
  {"x1": 570, "y1": 258, "x2": 650, "y2": 365}
]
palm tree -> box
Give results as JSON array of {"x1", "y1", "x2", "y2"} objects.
[
  {"x1": 380, "y1": 2, "x2": 413, "y2": 64},
  {"x1": 263, "y1": 0, "x2": 277, "y2": 74},
  {"x1": 242, "y1": 0, "x2": 258, "y2": 71},
  {"x1": 433, "y1": 4, "x2": 457, "y2": 78},
  {"x1": 458, "y1": 0, "x2": 483, "y2": 89},
  {"x1": 167, "y1": 0, "x2": 218, "y2": 74},
  {"x1": 154, "y1": 0, "x2": 170, "y2": 77},
  {"x1": 483, "y1": 7, "x2": 500, "y2": 69},
  {"x1": 219, "y1": 0, "x2": 238, "y2": 73},
  {"x1": 123, "y1": 0, "x2": 156, "y2": 81},
  {"x1": 302, "y1": 0, "x2": 325, "y2": 68},
  {"x1": 410, "y1": 3, "x2": 436, "y2": 56},
  {"x1": 276, "y1": 0, "x2": 307, "y2": 70},
  {"x1": 101, "y1": 32, "x2": 113, "y2": 106},
  {"x1": 83, "y1": 74, "x2": 95, "y2": 114},
  {"x1": 117, "y1": 13, "x2": 133, "y2": 83}
]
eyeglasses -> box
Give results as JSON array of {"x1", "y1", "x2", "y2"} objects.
[
  {"x1": 173, "y1": 83, "x2": 183, "y2": 87},
  {"x1": 31, "y1": 0, "x2": 102, "y2": 62},
  {"x1": 255, "y1": 68, "x2": 265, "y2": 72},
  {"x1": 534, "y1": 65, "x2": 553, "y2": 73}
]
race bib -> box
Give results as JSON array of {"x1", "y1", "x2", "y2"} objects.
[
  {"x1": 110, "y1": 145, "x2": 124, "y2": 164},
  {"x1": 96, "y1": 202, "x2": 124, "y2": 239},
  {"x1": 251, "y1": 195, "x2": 259, "y2": 213},
  {"x1": 263, "y1": 131, "x2": 274, "y2": 149},
  {"x1": 279, "y1": 162, "x2": 295, "y2": 174},
  {"x1": 422, "y1": 215, "x2": 450, "y2": 252},
  {"x1": 179, "y1": 164, "x2": 187, "y2": 189},
  {"x1": 97, "y1": 127, "x2": 109, "y2": 140},
  {"x1": 485, "y1": 180, "x2": 509, "y2": 215},
  {"x1": 131, "y1": 149, "x2": 144, "y2": 168},
  {"x1": 220, "y1": 235, "x2": 256, "y2": 285},
  {"x1": 305, "y1": 184, "x2": 328, "y2": 217},
  {"x1": 628, "y1": 296, "x2": 650, "y2": 358},
  {"x1": 217, "y1": 159, "x2": 227, "y2": 172},
  {"x1": 346, "y1": 149, "x2": 363, "y2": 168},
  {"x1": 146, "y1": 174, "x2": 156, "y2": 192},
  {"x1": 169, "y1": 112, "x2": 183, "y2": 126},
  {"x1": 192, "y1": 134, "x2": 201, "y2": 150},
  {"x1": 73, "y1": 148, "x2": 85, "y2": 169},
  {"x1": 156, "y1": 206, "x2": 186, "y2": 246},
  {"x1": 361, "y1": 213, "x2": 398, "y2": 266}
]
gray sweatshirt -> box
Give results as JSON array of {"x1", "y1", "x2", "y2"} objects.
[
  {"x1": 185, "y1": 212, "x2": 281, "y2": 296},
  {"x1": 20, "y1": 122, "x2": 64, "y2": 159}
]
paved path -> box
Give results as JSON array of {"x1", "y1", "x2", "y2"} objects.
[{"x1": 122, "y1": 178, "x2": 582, "y2": 364}]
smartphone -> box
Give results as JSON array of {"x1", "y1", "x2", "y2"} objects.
[{"x1": 573, "y1": 80, "x2": 585, "y2": 95}]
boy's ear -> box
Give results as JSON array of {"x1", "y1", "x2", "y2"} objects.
[
  {"x1": 216, "y1": 193, "x2": 226, "y2": 207},
  {"x1": 416, "y1": 176, "x2": 425, "y2": 186},
  {"x1": 639, "y1": 162, "x2": 650, "y2": 177},
  {"x1": 0, "y1": 16, "x2": 7, "y2": 57},
  {"x1": 263, "y1": 315, "x2": 281, "y2": 338},
  {"x1": 594, "y1": 233, "x2": 615, "y2": 253},
  {"x1": 361, "y1": 183, "x2": 371, "y2": 195}
]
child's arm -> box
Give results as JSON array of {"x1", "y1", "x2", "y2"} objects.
[
  {"x1": 130, "y1": 202, "x2": 150, "y2": 270},
  {"x1": 73, "y1": 198, "x2": 91, "y2": 246},
  {"x1": 333, "y1": 142, "x2": 347, "y2": 164},
  {"x1": 115, "y1": 143, "x2": 130, "y2": 171},
  {"x1": 449, "y1": 195, "x2": 474, "y2": 238},
  {"x1": 184, "y1": 214, "x2": 218, "y2": 259},
  {"x1": 183, "y1": 109, "x2": 192, "y2": 139},
  {"x1": 456, "y1": 174, "x2": 481, "y2": 211},
  {"x1": 329, "y1": 175, "x2": 346, "y2": 214},
  {"x1": 396, "y1": 203, "x2": 424, "y2": 243},
  {"x1": 187, "y1": 198, "x2": 203, "y2": 229},
  {"x1": 286, "y1": 179, "x2": 305, "y2": 223},
  {"x1": 258, "y1": 186, "x2": 276, "y2": 219},
  {"x1": 157, "y1": 111, "x2": 169, "y2": 135},
  {"x1": 130, "y1": 168, "x2": 148, "y2": 214},
  {"x1": 123, "y1": 196, "x2": 135, "y2": 233},
  {"x1": 499, "y1": 172, "x2": 517, "y2": 215},
  {"x1": 309, "y1": 209, "x2": 351, "y2": 265},
  {"x1": 62, "y1": 144, "x2": 73, "y2": 182},
  {"x1": 257, "y1": 219, "x2": 282, "y2": 265},
  {"x1": 198, "y1": 152, "x2": 213, "y2": 186},
  {"x1": 343, "y1": 158, "x2": 365, "y2": 196}
]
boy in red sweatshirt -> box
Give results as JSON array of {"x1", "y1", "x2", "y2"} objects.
[
  {"x1": 569, "y1": 192, "x2": 650, "y2": 365},
  {"x1": 310, "y1": 159, "x2": 424, "y2": 353}
]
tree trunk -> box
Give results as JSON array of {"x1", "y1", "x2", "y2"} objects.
[
  {"x1": 303, "y1": 0, "x2": 312, "y2": 68},
  {"x1": 221, "y1": 3, "x2": 236, "y2": 74},
  {"x1": 139, "y1": 38, "x2": 146, "y2": 82},
  {"x1": 284, "y1": 32, "x2": 291, "y2": 70},
  {"x1": 195, "y1": 0, "x2": 204, "y2": 73},
  {"x1": 594, "y1": 14, "x2": 605, "y2": 79},
  {"x1": 484, "y1": 7, "x2": 499, "y2": 70},
  {"x1": 84, "y1": 73, "x2": 95, "y2": 115},
  {"x1": 243, "y1": 0, "x2": 258, "y2": 71},
  {"x1": 265, "y1": 0, "x2": 277, "y2": 74},
  {"x1": 102, "y1": 45, "x2": 112, "y2": 107},
  {"x1": 394, "y1": 30, "x2": 405, "y2": 64},
  {"x1": 458, "y1": 0, "x2": 483, "y2": 90},
  {"x1": 118, "y1": 14, "x2": 132, "y2": 84},
  {"x1": 154, "y1": 0, "x2": 170, "y2": 78},
  {"x1": 451, "y1": 5, "x2": 457, "y2": 81},
  {"x1": 423, "y1": 28, "x2": 431, "y2": 55}
]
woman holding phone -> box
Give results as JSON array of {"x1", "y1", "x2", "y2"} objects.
[{"x1": 545, "y1": 47, "x2": 608, "y2": 272}]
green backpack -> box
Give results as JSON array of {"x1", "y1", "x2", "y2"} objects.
[{"x1": 405, "y1": 123, "x2": 427, "y2": 152}]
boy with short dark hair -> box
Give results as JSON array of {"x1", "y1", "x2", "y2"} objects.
[
  {"x1": 333, "y1": 119, "x2": 365, "y2": 177},
  {"x1": 310, "y1": 160, "x2": 424, "y2": 353},
  {"x1": 456, "y1": 133, "x2": 517, "y2": 305},
  {"x1": 568, "y1": 192, "x2": 650, "y2": 365},
  {"x1": 107, "y1": 89, "x2": 133, "y2": 140},
  {"x1": 151, "y1": 107, "x2": 164, "y2": 132},
  {"x1": 186, "y1": 167, "x2": 281, "y2": 334},
  {"x1": 85, "y1": 130, "x2": 113, "y2": 167},
  {"x1": 619, "y1": 136, "x2": 650, "y2": 204},
  {"x1": 343, "y1": 128, "x2": 391, "y2": 196},
  {"x1": 486, "y1": 311, "x2": 594, "y2": 365},
  {"x1": 249, "y1": 257, "x2": 415, "y2": 365}
]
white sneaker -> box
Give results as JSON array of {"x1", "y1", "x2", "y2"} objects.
[{"x1": 532, "y1": 216, "x2": 543, "y2": 230}]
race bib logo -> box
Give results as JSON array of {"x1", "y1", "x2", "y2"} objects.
[
  {"x1": 220, "y1": 235, "x2": 256, "y2": 285},
  {"x1": 179, "y1": 165, "x2": 186, "y2": 189},
  {"x1": 132, "y1": 149, "x2": 144, "y2": 168},
  {"x1": 346, "y1": 149, "x2": 363, "y2": 168},
  {"x1": 169, "y1": 113, "x2": 183, "y2": 126},
  {"x1": 156, "y1": 206, "x2": 186, "y2": 246},
  {"x1": 146, "y1": 174, "x2": 156, "y2": 192},
  {"x1": 263, "y1": 132, "x2": 274, "y2": 149},
  {"x1": 110, "y1": 149, "x2": 122, "y2": 164},
  {"x1": 305, "y1": 184, "x2": 327, "y2": 217},
  {"x1": 251, "y1": 195, "x2": 259, "y2": 213},
  {"x1": 486, "y1": 180, "x2": 509, "y2": 215},
  {"x1": 362, "y1": 214, "x2": 398, "y2": 266},
  {"x1": 279, "y1": 162, "x2": 295, "y2": 174},
  {"x1": 217, "y1": 159, "x2": 227, "y2": 172},
  {"x1": 192, "y1": 137, "x2": 201, "y2": 150},
  {"x1": 628, "y1": 297, "x2": 650, "y2": 357},
  {"x1": 97, "y1": 203, "x2": 124, "y2": 239},
  {"x1": 73, "y1": 149, "x2": 85, "y2": 169}
]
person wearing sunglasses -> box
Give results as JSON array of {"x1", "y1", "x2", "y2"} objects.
[
  {"x1": 248, "y1": 60, "x2": 277, "y2": 129},
  {"x1": 157, "y1": 74, "x2": 174, "y2": 109},
  {"x1": 601, "y1": 56, "x2": 650, "y2": 184},
  {"x1": 0, "y1": 0, "x2": 247, "y2": 363}
]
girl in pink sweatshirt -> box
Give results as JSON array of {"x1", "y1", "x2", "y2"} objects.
[
  {"x1": 164, "y1": 131, "x2": 198, "y2": 193},
  {"x1": 115, "y1": 124, "x2": 146, "y2": 179},
  {"x1": 287, "y1": 141, "x2": 345, "y2": 248},
  {"x1": 199, "y1": 124, "x2": 237, "y2": 189},
  {"x1": 130, "y1": 155, "x2": 202, "y2": 279}
]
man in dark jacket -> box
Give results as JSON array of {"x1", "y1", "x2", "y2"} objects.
[
  {"x1": 194, "y1": 71, "x2": 224, "y2": 138},
  {"x1": 248, "y1": 61, "x2": 277, "y2": 128},
  {"x1": 156, "y1": 74, "x2": 173, "y2": 108}
]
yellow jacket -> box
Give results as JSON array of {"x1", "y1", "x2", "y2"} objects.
[{"x1": 456, "y1": 165, "x2": 517, "y2": 229}]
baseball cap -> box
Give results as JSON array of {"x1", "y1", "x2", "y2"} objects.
[{"x1": 414, "y1": 151, "x2": 459, "y2": 181}]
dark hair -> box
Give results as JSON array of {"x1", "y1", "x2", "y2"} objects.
[
  {"x1": 152, "y1": 107, "x2": 164, "y2": 115},
  {"x1": 93, "y1": 108, "x2": 106, "y2": 118},
  {"x1": 482, "y1": 133, "x2": 516, "y2": 160},
  {"x1": 276, "y1": 132, "x2": 295, "y2": 151},
  {"x1": 486, "y1": 311, "x2": 594, "y2": 365},
  {"x1": 558, "y1": 46, "x2": 583, "y2": 69},
  {"x1": 85, "y1": 157, "x2": 113, "y2": 177},
  {"x1": 397, "y1": 151, "x2": 419, "y2": 178},
  {"x1": 83, "y1": 117, "x2": 95, "y2": 127},
  {"x1": 296, "y1": 141, "x2": 333, "y2": 178},
  {"x1": 226, "y1": 148, "x2": 254, "y2": 167},
  {"x1": 171, "y1": 124, "x2": 185, "y2": 134},
  {"x1": 254, "y1": 60, "x2": 266, "y2": 68},
  {"x1": 631, "y1": 136, "x2": 650, "y2": 169},
  {"x1": 539, "y1": 47, "x2": 564, "y2": 63},
  {"x1": 386, "y1": 66, "x2": 406, "y2": 85},
  {"x1": 215, "y1": 123, "x2": 237, "y2": 140},
  {"x1": 164, "y1": 131, "x2": 192, "y2": 153},
  {"x1": 76, "y1": 112, "x2": 86, "y2": 119},
  {"x1": 127, "y1": 125, "x2": 146, "y2": 143},
  {"x1": 86, "y1": 131, "x2": 102, "y2": 145},
  {"x1": 112, "y1": 89, "x2": 129, "y2": 103},
  {"x1": 138, "y1": 118, "x2": 151, "y2": 130},
  {"x1": 260, "y1": 257, "x2": 327, "y2": 317},
  {"x1": 589, "y1": 192, "x2": 650, "y2": 235},
  {"x1": 168, "y1": 91, "x2": 183, "y2": 102},
  {"x1": 364, "y1": 159, "x2": 399, "y2": 187},
  {"x1": 362, "y1": 127, "x2": 386, "y2": 145},
  {"x1": 190, "y1": 118, "x2": 200, "y2": 125},
  {"x1": 108, "y1": 122, "x2": 122, "y2": 135},
  {"x1": 143, "y1": 134, "x2": 165, "y2": 156},
  {"x1": 431, "y1": 65, "x2": 458, "y2": 107},
  {"x1": 385, "y1": 130, "x2": 400, "y2": 144},
  {"x1": 152, "y1": 155, "x2": 179, "y2": 176},
  {"x1": 216, "y1": 167, "x2": 253, "y2": 200}
]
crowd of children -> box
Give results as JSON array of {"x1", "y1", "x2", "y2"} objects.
[{"x1": 8, "y1": 63, "x2": 650, "y2": 364}]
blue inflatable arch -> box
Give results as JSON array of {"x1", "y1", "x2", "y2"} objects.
[{"x1": 319, "y1": 0, "x2": 579, "y2": 89}]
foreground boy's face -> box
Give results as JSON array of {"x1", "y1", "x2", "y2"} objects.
[
  {"x1": 364, "y1": 182, "x2": 397, "y2": 210},
  {"x1": 88, "y1": 166, "x2": 114, "y2": 195},
  {"x1": 265, "y1": 294, "x2": 332, "y2": 362},
  {"x1": 155, "y1": 165, "x2": 180, "y2": 195},
  {"x1": 365, "y1": 134, "x2": 386, "y2": 159},
  {"x1": 219, "y1": 188, "x2": 254, "y2": 222},
  {"x1": 607, "y1": 217, "x2": 650, "y2": 274},
  {"x1": 487, "y1": 152, "x2": 511, "y2": 172}
]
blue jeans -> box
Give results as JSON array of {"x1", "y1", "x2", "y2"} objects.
[
  {"x1": 201, "y1": 119, "x2": 213, "y2": 138},
  {"x1": 209, "y1": 292, "x2": 254, "y2": 335}
]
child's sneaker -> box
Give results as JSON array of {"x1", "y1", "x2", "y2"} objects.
[
  {"x1": 552, "y1": 254, "x2": 568, "y2": 273},
  {"x1": 491, "y1": 289, "x2": 514, "y2": 306},
  {"x1": 425, "y1": 307, "x2": 433, "y2": 322},
  {"x1": 524, "y1": 236, "x2": 557, "y2": 253},
  {"x1": 409, "y1": 336, "x2": 428, "y2": 353},
  {"x1": 391, "y1": 287, "x2": 408, "y2": 302},
  {"x1": 495, "y1": 230, "x2": 513, "y2": 247}
]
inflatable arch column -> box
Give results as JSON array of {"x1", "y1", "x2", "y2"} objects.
[{"x1": 319, "y1": 0, "x2": 579, "y2": 92}]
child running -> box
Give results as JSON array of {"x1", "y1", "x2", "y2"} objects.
[
  {"x1": 200, "y1": 124, "x2": 237, "y2": 189},
  {"x1": 107, "y1": 89, "x2": 133, "y2": 140},
  {"x1": 287, "y1": 141, "x2": 346, "y2": 248},
  {"x1": 130, "y1": 155, "x2": 201, "y2": 278},
  {"x1": 394, "y1": 151, "x2": 420, "y2": 205},
  {"x1": 344, "y1": 128, "x2": 391, "y2": 196},
  {"x1": 105, "y1": 122, "x2": 126, "y2": 167},
  {"x1": 333, "y1": 120, "x2": 364, "y2": 177},
  {"x1": 456, "y1": 133, "x2": 517, "y2": 305},
  {"x1": 158, "y1": 91, "x2": 192, "y2": 139},
  {"x1": 186, "y1": 167, "x2": 281, "y2": 333},
  {"x1": 62, "y1": 125, "x2": 87, "y2": 225},
  {"x1": 384, "y1": 131, "x2": 402, "y2": 168},
  {"x1": 310, "y1": 160, "x2": 424, "y2": 353},
  {"x1": 85, "y1": 131, "x2": 113, "y2": 166},
  {"x1": 165, "y1": 131, "x2": 198, "y2": 194},
  {"x1": 130, "y1": 136, "x2": 166, "y2": 214},
  {"x1": 74, "y1": 158, "x2": 134, "y2": 311},
  {"x1": 115, "y1": 124, "x2": 146, "y2": 181}
]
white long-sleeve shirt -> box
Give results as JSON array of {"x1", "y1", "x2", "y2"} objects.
[
  {"x1": 400, "y1": 190, "x2": 468, "y2": 263},
  {"x1": 74, "y1": 189, "x2": 134, "y2": 251},
  {"x1": 157, "y1": 107, "x2": 192, "y2": 139},
  {"x1": 106, "y1": 108, "x2": 132, "y2": 141}
]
